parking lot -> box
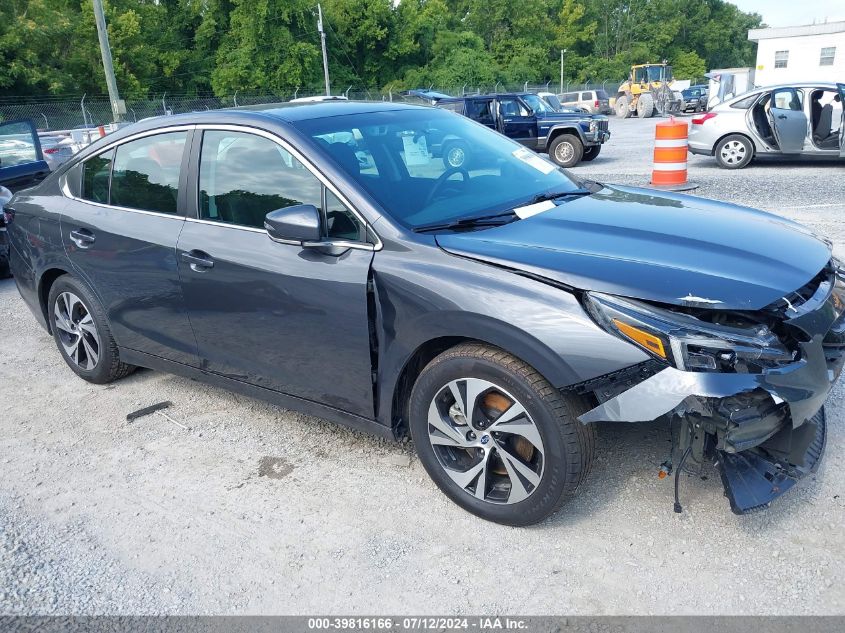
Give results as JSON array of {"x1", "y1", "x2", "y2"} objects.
[{"x1": 1, "y1": 115, "x2": 844, "y2": 615}]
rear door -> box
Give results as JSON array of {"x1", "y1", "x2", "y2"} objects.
[
  {"x1": 838, "y1": 83, "x2": 845, "y2": 157},
  {"x1": 0, "y1": 120, "x2": 49, "y2": 191},
  {"x1": 769, "y1": 88, "x2": 807, "y2": 153},
  {"x1": 61, "y1": 127, "x2": 198, "y2": 365}
]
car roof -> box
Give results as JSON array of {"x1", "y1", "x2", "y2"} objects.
[
  {"x1": 722, "y1": 82, "x2": 841, "y2": 104},
  {"x1": 67, "y1": 101, "x2": 432, "y2": 165}
]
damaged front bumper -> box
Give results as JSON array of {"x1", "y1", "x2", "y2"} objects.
[{"x1": 577, "y1": 269, "x2": 845, "y2": 514}]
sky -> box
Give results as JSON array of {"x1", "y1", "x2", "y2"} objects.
[{"x1": 729, "y1": 0, "x2": 845, "y2": 27}]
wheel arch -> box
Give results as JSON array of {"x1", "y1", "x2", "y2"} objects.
[
  {"x1": 384, "y1": 319, "x2": 581, "y2": 438},
  {"x1": 38, "y1": 266, "x2": 72, "y2": 334},
  {"x1": 712, "y1": 131, "x2": 759, "y2": 157},
  {"x1": 547, "y1": 125, "x2": 586, "y2": 146}
]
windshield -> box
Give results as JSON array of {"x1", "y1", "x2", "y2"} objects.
[
  {"x1": 647, "y1": 65, "x2": 672, "y2": 82},
  {"x1": 293, "y1": 109, "x2": 581, "y2": 230},
  {"x1": 521, "y1": 94, "x2": 552, "y2": 113},
  {"x1": 539, "y1": 94, "x2": 562, "y2": 110}
]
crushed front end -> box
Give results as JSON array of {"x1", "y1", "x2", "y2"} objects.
[{"x1": 575, "y1": 260, "x2": 845, "y2": 514}]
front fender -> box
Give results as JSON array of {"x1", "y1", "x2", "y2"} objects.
[
  {"x1": 371, "y1": 242, "x2": 649, "y2": 426},
  {"x1": 546, "y1": 124, "x2": 588, "y2": 147}
]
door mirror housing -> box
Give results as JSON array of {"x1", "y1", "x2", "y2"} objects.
[{"x1": 264, "y1": 204, "x2": 321, "y2": 244}]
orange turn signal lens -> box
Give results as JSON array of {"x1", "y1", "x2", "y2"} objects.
[{"x1": 612, "y1": 319, "x2": 667, "y2": 359}]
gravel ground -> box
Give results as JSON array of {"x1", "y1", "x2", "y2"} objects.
[{"x1": 1, "y1": 116, "x2": 844, "y2": 615}]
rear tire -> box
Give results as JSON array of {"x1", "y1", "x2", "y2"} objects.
[
  {"x1": 548, "y1": 134, "x2": 583, "y2": 168},
  {"x1": 48, "y1": 275, "x2": 135, "y2": 384},
  {"x1": 409, "y1": 343, "x2": 596, "y2": 526},
  {"x1": 715, "y1": 134, "x2": 753, "y2": 169},
  {"x1": 582, "y1": 145, "x2": 601, "y2": 162},
  {"x1": 615, "y1": 96, "x2": 631, "y2": 119}
]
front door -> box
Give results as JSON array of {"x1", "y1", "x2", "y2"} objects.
[
  {"x1": 497, "y1": 97, "x2": 537, "y2": 148},
  {"x1": 62, "y1": 129, "x2": 198, "y2": 366},
  {"x1": 769, "y1": 88, "x2": 807, "y2": 153},
  {"x1": 0, "y1": 119, "x2": 49, "y2": 191},
  {"x1": 176, "y1": 128, "x2": 376, "y2": 418},
  {"x1": 838, "y1": 83, "x2": 845, "y2": 158}
]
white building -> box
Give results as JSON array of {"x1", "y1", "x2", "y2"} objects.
[{"x1": 748, "y1": 21, "x2": 845, "y2": 87}]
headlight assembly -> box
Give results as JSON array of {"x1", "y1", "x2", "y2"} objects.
[{"x1": 584, "y1": 292, "x2": 797, "y2": 373}]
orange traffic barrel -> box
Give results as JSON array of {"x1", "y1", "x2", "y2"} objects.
[{"x1": 650, "y1": 118, "x2": 697, "y2": 191}]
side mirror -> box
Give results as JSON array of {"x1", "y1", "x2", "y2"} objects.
[{"x1": 264, "y1": 204, "x2": 321, "y2": 244}]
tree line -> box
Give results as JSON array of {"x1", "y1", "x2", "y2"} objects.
[{"x1": 0, "y1": 0, "x2": 763, "y2": 99}]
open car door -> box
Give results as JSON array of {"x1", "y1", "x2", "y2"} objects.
[
  {"x1": 768, "y1": 88, "x2": 807, "y2": 153},
  {"x1": 0, "y1": 119, "x2": 49, "y2": 191},
  {"x1": 838, "y1": 83, "x2": 845, "y2": 158}
]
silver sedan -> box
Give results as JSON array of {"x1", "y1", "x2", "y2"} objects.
[{"x1": 688, "y1": 82, "x2": 845, "y2": 169}]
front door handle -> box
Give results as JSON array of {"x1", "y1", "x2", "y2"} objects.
[
  {"x1": 181, "y1": 250, "x2": 214, "y2": 272},
  {"x1": 777, "y1": 114, "x2": 788, "y2": 120},
  {"x1": 69, "y1": 228, "x2": 95, "y2": 249}
]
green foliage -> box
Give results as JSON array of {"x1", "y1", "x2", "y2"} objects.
[
  {"x1": 673, "y1": 51, "x2": 707, "y2": 80},
  {"x1": 3, "y1": 0, "x2": 763, "y2": 98}
]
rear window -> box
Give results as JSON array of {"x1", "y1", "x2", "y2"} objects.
[
  {"x1": 595, "y1": 90, "x2": 609, "y2": 99},
  {"x1": 81, "y1": 150, "x2": 113, "y2": 204},
  {"x1": 730, "y1": 93, "x2": 760, "y2": 109}
]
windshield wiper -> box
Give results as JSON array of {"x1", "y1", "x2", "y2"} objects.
[
  {"x1": 530, "y1": 188, "x2": 592, "y2": 204},
  {"x1": 413, "y1": 210, "x2": 517, "y2": 233}
]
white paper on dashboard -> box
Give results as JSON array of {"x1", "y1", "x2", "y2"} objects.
[
  {"x1": 512, "y1": 147, "x2": 556, "y2": 174},
  {"x1": 513, "y1": 199, "x2": 556, "y2": 219},
  {"x1": 402, "y1": 135, "x2": 429, "y2": 166}
]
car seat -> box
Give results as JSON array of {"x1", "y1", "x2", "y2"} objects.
[{"x1": 813, "y1": 104, "x2": 837, "y2": 148}]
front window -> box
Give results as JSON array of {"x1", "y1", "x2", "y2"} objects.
[
  {"x1": 293, "y1": 109, "x2": 584, "y2": 231},
  {"x1": 775, "y1": 50, "x2": 789, "y2": 69},
  {"x1": 198, "y1": 130, "x2": 322, "y2": 229},
  {"x1": 820, "y1": 47, "x2": 836, "y2": 66}
]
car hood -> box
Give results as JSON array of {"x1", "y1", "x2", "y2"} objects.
[{"x1": 436, "y1": 185, "x2": 832, "y2": 310}]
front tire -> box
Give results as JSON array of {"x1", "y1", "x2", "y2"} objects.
[
  {"x1": 582, "y1": 145, "x2": 601, "y2": 162},
  {"x1": 637, "y1": 93, "x2": 654, "y2": 118},
  {"x1": 715, "y1": 134, "x2": 753, "y2": 169},
  {"x1": 48, "y1": 275, "x2": 135, "y2": 384},
  {"x1": 409, "y1": 343, "x2": 596, "y2": 526},
  {"x1": 549, "y1": 134, "x2": 583, "y2": 168}
]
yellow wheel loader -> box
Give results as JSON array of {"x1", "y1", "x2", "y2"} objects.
[{"x1": 614, "y1": 63, "x2": 683, "y2": 118}]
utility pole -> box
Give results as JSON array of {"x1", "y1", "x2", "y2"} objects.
[
  {"x1": 91, "y1": 0, "x2": 124, "y2": 123},
  {"x1": 317, "y1": 4, "x2": 331, "y2": 96},
  {"x1": 559, "y1": 49, "x2": 567, "y2": 95}
]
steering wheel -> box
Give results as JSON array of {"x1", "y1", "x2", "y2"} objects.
[{"x1": 422, "y1": 167, "x2": 470, "y2": 208}]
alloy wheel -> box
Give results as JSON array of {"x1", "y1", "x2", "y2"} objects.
[
  {"x1": 554, "y1": 142, "x2": 574, "y2": 164},
  {"x1": 720, "y1": 140, "x2": 747, "y2": 165},
  {"x1": 53, "y1": 291, "x2": 100, "y2": 370},
  {"x1": 427, "y1": 378, "x2": 545, "y2": 504}
]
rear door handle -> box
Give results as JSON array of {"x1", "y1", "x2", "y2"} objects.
[
  {"x1": 69, "y1": 228, "x2": 95, "y2": 248},
  {"x1": 777, "y1": 114, "x2": 788, "y2": 120},
  {"x1": 181, "y1": 250, "x2": 214, "y2": 272}
]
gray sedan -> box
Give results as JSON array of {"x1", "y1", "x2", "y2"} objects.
[{"x1": 688, "y1": 82, "x2": 845, "y2": 168}]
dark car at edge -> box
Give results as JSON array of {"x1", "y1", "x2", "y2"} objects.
[
  {"x1": 435, "y1": 92, "x2": 610, "y2": 168},
  {"x1": 6, "y1": 101, "x2": 843, "y2": 525}
]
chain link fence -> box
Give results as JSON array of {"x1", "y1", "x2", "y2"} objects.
[{"x1": 0, "y1": 81, "x2": 621, "y2": 133}]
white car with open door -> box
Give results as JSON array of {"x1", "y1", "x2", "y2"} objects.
[{"x1": 688, "y1": 82, "x2": 845, "y2": 169}]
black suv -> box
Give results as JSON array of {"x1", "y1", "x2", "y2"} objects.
[{"x1": 436, "y1": 93, "x2": 610, "y2": 167}]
